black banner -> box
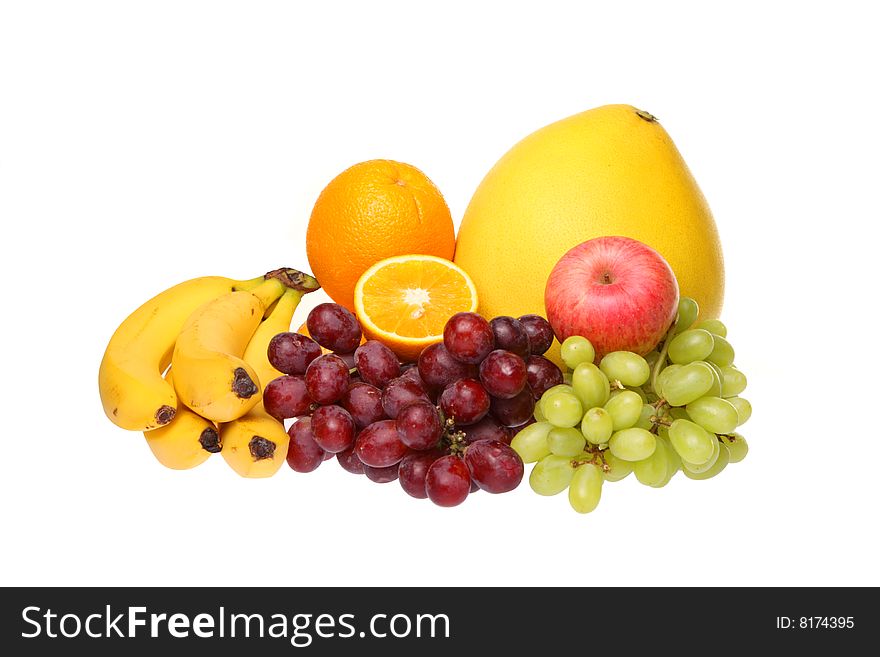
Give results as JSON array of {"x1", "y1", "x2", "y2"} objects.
[{"x1": 0, "y1": 587, "x2": 871, "y2": 653}]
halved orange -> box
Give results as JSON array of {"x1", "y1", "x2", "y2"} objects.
[{"x1": 354, "y1": 255, "x2": 479, "y2": 362}]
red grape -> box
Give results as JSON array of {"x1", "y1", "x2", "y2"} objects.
[
  {"x1": 443, "y1": 312, "x2": 495, "y2": 364},
  {"x1": 490, "y1": 316, "x2": 530, "y2": 358},
  {"x1": 267, "y1": 332, "x2": 322, "y2": 375},
  {"x1": 457, "y1": 415, "x2": 511, "y2": 446},
  {"x1": 334, "y1": 351, "x2": 357, "y2": 369},
  {"x1": 304, "y1": 354, "x2": 350, "y2": 404},
  {"x1": 518, "y1": 314, "x2": 554, "y2": 355},
  {"x1": 263, "y1": 375, "x2": 311, "y2": 420},
  {"x1": 286, "y1": 417, "x2": 326, "y2": 473},
  {"x1": 425, "y1": 455, "x2": 471, "y2": 507},
  {"x1": 354, "y1": 419, "x2": 408, "y2": 467},
  {"x1": 311, "y1": 404, "x2": 356, "y2": 453},
  {"x1": 479, "y1": 349, "x2": 528, "y2": 399},
  {"x1": 363, "y1": 463, "x2": 399, "y2": 483},
  {"x1": 398, "y1": 450, "x2": 443, "y2": 499},
  {"x1": 525, "y1": 354, "x2": 564, "y2": 398},
  {"x1": 439, "y1": 378, "x2": 490, "y2": 426},
  {"x1": 399, "y1": 364, "x2": 430, "y2": 391},
  {"x1": 381, "y1": 376, "x2": 430, "y2": 419},
  {"x1": 341, "y1": 382, "x2": 386, "y2": 428},
  {"x1": 417, "y1": 343, "x2": 472, "y2": 389},
  {"x1": 395, "y1": 400, "x2": 442, "y2": 450},
  {"x1": 355, "y1": 340, "x2": 401, "y2": 388},
  {"x1": 336, "y1": 445, "x2": 365, "y2": 474},
  {"x1": 306, "y1": 303, "x2": 362, "y2": 353},
  {"x1": 490, "y1": 385, "x2": 535, "y2": 427},
  {"x1": 464, "y1": 439, "x2": 524, "y2": 493}
]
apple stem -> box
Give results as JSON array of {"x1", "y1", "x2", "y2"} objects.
[{"x1": 651, "y1": 320, "x2": 677, "y2": 396}]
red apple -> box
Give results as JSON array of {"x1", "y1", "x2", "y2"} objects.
[{"x1": 544, "y1": 236, "x2": 679, "y2": 359}]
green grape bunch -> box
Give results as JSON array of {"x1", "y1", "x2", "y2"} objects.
[{"x1": 511, "y1": 297, "x2": 751, "y2": 514}]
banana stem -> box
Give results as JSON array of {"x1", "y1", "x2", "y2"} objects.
[{"x1": 264, "y1": 268, "x2": 320, "y2": 293}]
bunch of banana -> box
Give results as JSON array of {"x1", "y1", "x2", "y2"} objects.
[{"x1": 99, "y1": 267, "x2": 319, "y2": 471}]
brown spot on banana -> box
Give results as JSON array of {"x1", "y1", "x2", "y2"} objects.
[
  {"x1": 155, "y1": 405, "x2": 176, "y2": 426},
  {"x1": 249, "y1": 436, "x2": 276, "y2": 460},
  {"x1": 232, "y1": 367, "x2": 258, "y2": 399},
  {"x1": 199, "y1": 428, "x2": 222, "y2": 453}
]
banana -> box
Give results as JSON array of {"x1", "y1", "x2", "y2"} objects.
[
  {"x1": 99, "y1": 274, "x2": 264, "y2": 431},
  {"x1": 172, "y1": 270, "x2": 319, "y2": 423},
  {"x1": 144, "y1": 371, "x2": 219, "y2": 470},
  {"x1": 221, "y1": 287, "x2": 311, "y2": 478}
]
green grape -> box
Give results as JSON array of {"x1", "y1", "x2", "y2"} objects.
[
  {"x1": 634, "y1": 435, "x2": 673, "y2": 487},
  {"x1": 726, "y1": 396, "x2": 751, "y2": 426},
  {"x1": 674, "y1": 297, "x2": 699, "y2": 334},
  {"x1": 568, "y1": 464, "x2": 603, "y2": 513},
  {"x1": 608, "y1": 427, "x2": 656, "y2": 461},
  {"x1": 571, "y1": 362, "x2": 610, "y2": 409},
  {"x1": 668, "y1": 406, "x2": 691, "y2": 421},
  {"x1": 681, "y1": 436, "x2": 720, "y2": 473},
  {"x1": 693, "y1": 318, "x2": 727, "y2": 337},
  {"x1": 706, "y1": 334, "x2": 735, "y2": 367},
  {"x1": 542, "y1": 390, "x2": 584, "y2": 428},
  {"x1": 529, "y1": 455, "x2": 576, "y2": 496},
  {"x1": 686, "y1": 396, "x2": 738, "y2": 434},
  {"x1": 581, "y1": 407, "x2": 613, "y2": 445},
  {"x1": 720, "y1": 366, "x2": 747, "y2": 397},
  {"x1": 538, "y1": 385, "x2": 571, "y2": 417},
  {"x1": 635, "y1": 403, "x2": 655, "y2": 430},
  {"x1": 668, "y1": 419, "x2": 715, "y2": 465},
  {"x1": 704, "y1": 361, "x2": 724, "y2": 397},
  {"x1": 511, "y1": 421, "x2": 553, "y2": 463},
  {"x1": 720, "y1": 433, "x2": 749, "y2": 463},
  {"x1": 602, "y1": 450, "x2": 634, "y2": 482},
  {"x1": 599, "y1": 351, "x2": 650, "y2": 387},
  {"x1": 668, "y1": 329, "x2": 715, "y2": 364},
  {"x1": 560, "y1": 336, "x2": 596, "y2": 369},
  {"x1": 604, "y1": 390, "x2": 643, "y2": 430},
  {"x1": 661, "y1": 362, "x2": 714, "y2": 406},
  {"x1": 543, "y1": 384, "x2": 571, "y2": 398},
  {"x1": 683, "y1": 441, "x2": 729, "y2": 480},
  {"x1": 655, "y1": 364, "x2": 682, "y2": 396},
  {"x1": 563, "y1": 371, "x2": 573, "y2": 385},
  {"x1": 660, "y1": 435, "x2": 681, "y2": 484},
  {"x1": 533, "y1": 401, "x2": 546, "y2": 422},
  {"x1": 548, "y1": 427, "x2": 587, "y2": 457}
]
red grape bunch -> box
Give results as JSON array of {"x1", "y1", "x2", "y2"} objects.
[{"x1": 264, "y1": 303, "x2": 563, "y2": 508}]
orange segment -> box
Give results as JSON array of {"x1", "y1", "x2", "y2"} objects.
[{"x1": 354, "y1": 255, "x2": 478, "y2": 362}]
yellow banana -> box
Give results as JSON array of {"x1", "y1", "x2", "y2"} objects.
[
  {"x1": 144, "y1": 371, "x2": 219, "y2": 469},
  {"x1": 172, "y1": 270, "x2": 319, "y2": 423},
  {"x1": 99, "y1": 274, "x2": 264, "y2": 431},
  {"x1": 221, "y1": 288, "x2": 309, "y2": 478}
]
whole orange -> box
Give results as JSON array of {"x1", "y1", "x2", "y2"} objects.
[{"x1": 306, "y1": 160, "x2": 456, "y2": 311}]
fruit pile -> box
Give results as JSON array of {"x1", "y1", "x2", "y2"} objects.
[
  {"x1": 511, "y1": 296, "x2": 751, "y2": 514},
  {"x1": 264, "y1": 304, "x2": 568, "y2": 507},
  {"x1": 100, "y1": 104, "x2": 752, "y2": 516}
]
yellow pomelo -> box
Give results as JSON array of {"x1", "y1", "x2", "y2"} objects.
[{"x1": 455, "y1": 104, "x2": 724, "y2": 363}]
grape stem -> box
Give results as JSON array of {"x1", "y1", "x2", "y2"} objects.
[
  {"x1": 650, "y1": 415, "x2": 672, "y2": 427},
  {"x1": 650, "y1": 319, "x2": 677, "y2": 398},
  {"x1": 571, "y1": 445, "x2": 609, "y2": 472}
]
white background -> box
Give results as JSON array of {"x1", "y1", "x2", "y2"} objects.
[{"x1": 1, "y1": 1, "x2": 878, "y2": 587}]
